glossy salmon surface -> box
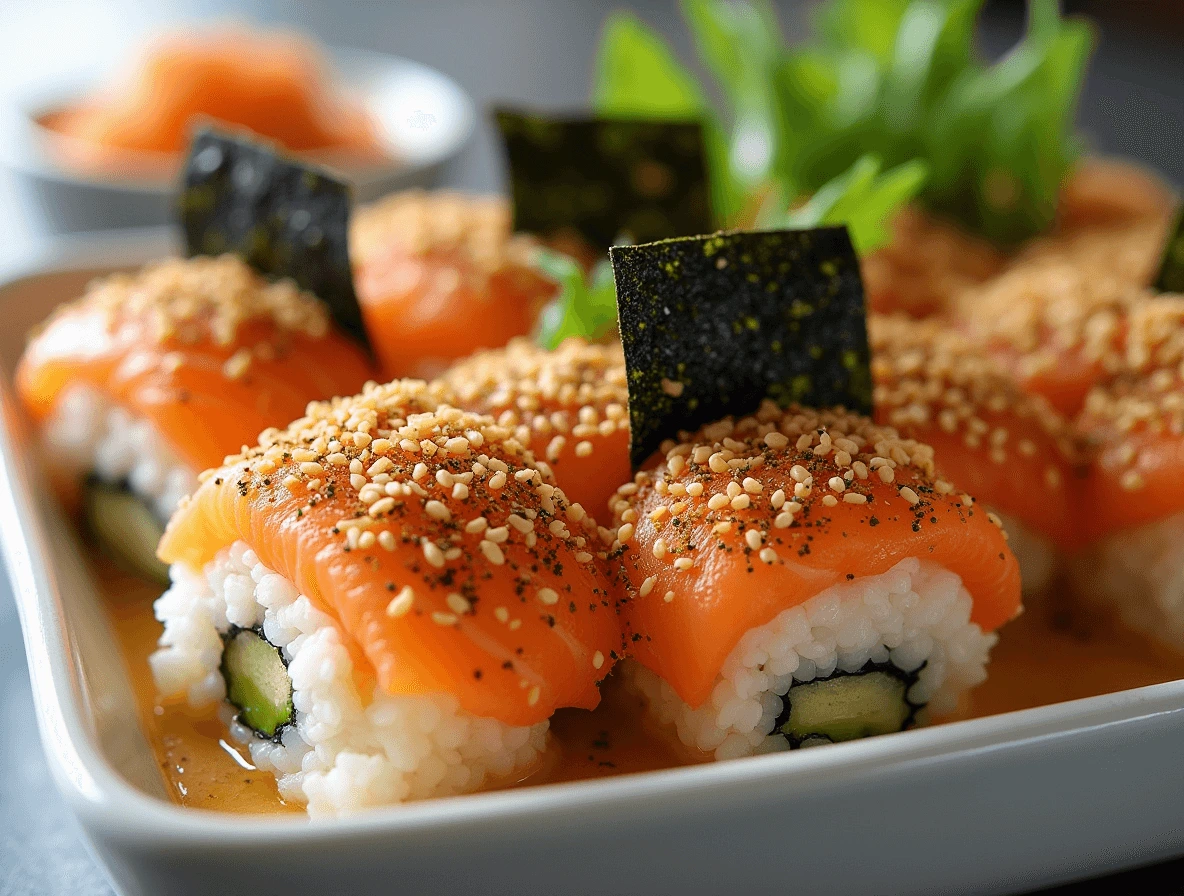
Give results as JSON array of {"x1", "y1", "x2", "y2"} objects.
[
  {"x1": 611, "y1": 403, "x2": 1021, "y2": 708},
  {"x1": 159, "y1": 380, "x2": 625, "y2": 727}
]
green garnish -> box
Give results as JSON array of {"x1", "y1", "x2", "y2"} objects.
[
  {"x1": 1155, "y1": 212, "x2": 1184, "y2": 295},
  {"x1": 760, "y1": 155, "x2": 929, "y2": 255},
  {"x1": 594, "y1": 0, "x2": 1096, "y2": 245},
  {"x1": 534, "y1": 251, "x2": 620, "y2": 350}
]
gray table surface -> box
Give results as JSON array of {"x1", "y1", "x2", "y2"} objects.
[{"x1": 1, "y1": 2, "x2": 1182, "y2": 893}]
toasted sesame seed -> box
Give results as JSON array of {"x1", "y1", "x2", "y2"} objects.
[
  {"x1": 707, "y1": 494, "x2": 730, "y2": 511},
  {"x1": 378, "y1": 531, "x2": 396, "y2": 551},
  {"x1": 828, "y1": 476, "x2": 847, "y2": 492},
  {"x1": 653, "y1": 538, "x2": 668, "y2": 559},
  {"x1": 617, "y1": 522, "x2": 635, "y2": 542},
  {"x1": 369, "y1": 497, "x2": 396, "y2": 517},
  {"x1": 764, "y1": 431, "x2": 789, "y2": 449},
  {"x1": 508, "y1": 514, "x2": 533, "y2": 533},
  {"x1": 575, "y1": 441, "x2": 594, "y2": 458},
  {"x1": 745, "y1": 529, "x2": 763, "y2": 550},
  {"x1": 486, "y1": 526, "x2": 510, "y2": 543},
  {"x1": 446, "y1": 593, "x2": 471, "y2": 615},
  {"x1": 299, "y1": 461, "x2": 324, "y2": 477},
  {"x1": 663, "y1": 591, "x2": 675, "y2": 603},
  {"x1": 488, "y1": 471, "x2": 507, "y2": 490},
  {"x1": 480, "y1": 540, "x2": 506, "y2": 565},
  {"x1": 452, "y1": 482, "x2": 470, "y2": 500},
  {"x1": 431, "y1": 612, "x2": 459, "y2": 627},
  {"x1": 370, "y1": 438, "x2": 393, "y2": 455},
  {"x1": 494, "y1": 606, "x2": 510, "y2": 623},
  {"x1": 640, "y1": 576, "x2": 657, "y2": 597},
  {"x1": 357, "y1": 531, "x2": 376, "y2": 549},
  {"x1": 685, "y1": 482, "x2": 704, "y2": 497},
  {"x1": 759, "y1": 547, "x2": 778, "y2": 564},
  {"x1": 673, "y1": 557, "x2": 694, "y2": 571},
  {"x1": 843, "y1": 493, "x2": 868, "y2": 504},
  {"x1": 713, "y1": 521, "x2": 732, "y2": 534},
  {"x1": 538, "y1": 588, "x2": 559, "y2": 606},
  {"x1": 822, "y1": 495, "x2": 838, "y2": 507},
  {"x1": 368, "y1": 458, "x2": 393, "y2": 476},
  {"x1": 575, "y1": 551, "x2": 593, "y2": 563},
  {"x1": 386, "y1": 586, "x2": 415, "y2": 617},
  {"x1": 424, "y1": 500, "x2": 450, "y2": 521},
  {"x1": 527, "y1": 685, "x2": 541, "y2": 707},
  {"x1": 423, "y1": 541, "x2": 446, "y2": 568},
  {"x1": 592, "y1": 651, "x2": 605, "y2": 670},
  {"x1": 899, "y1": 487, "x2": 920, "y2": 505},
  {"x1": 770, "y1": 489, "x2": 786, "y2": 510},
  {"x1": 730, "y1": 494, "x2": 751, "y2": 510}
]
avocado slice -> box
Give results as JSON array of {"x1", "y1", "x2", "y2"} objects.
[
  {"x1": 221, "y1": 628, "x2": 294, "y2": 740},
  {"x1": 779, "y1": 664, "x2": 919, "y2": 746},
  {"x1": 83, "y1": 480, "x2": 170, "y2": 586}
]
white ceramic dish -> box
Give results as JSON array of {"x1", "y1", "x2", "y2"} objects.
[
  {"x1": 3, "y1": 231, "x2": 1184, "y2": 896},
  {"x1": 0, "y1": 48, "x2": 475, "y2": 233}
]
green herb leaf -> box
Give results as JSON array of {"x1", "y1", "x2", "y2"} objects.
[
  {"x1": 760, "y1": 155, "x2": 929, "y2": 254},
  {"x1": 534, "y1": 250, "x2": 620, "y2": 350}
]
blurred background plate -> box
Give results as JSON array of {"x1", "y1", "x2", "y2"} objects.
[{"x1": 0, "y1": 47, "x2": 475, "y2": 232}]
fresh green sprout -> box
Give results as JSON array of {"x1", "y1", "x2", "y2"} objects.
[{"x1": 533, "y1": 251, "x2": 620, "y2": 351}]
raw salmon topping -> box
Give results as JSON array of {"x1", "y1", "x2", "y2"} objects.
[
  {"x1": 39, "y1": 254, "x2": 331, "y2": 348},
  {"x1": 441, "y1": 338, "x2": 630, "y2": 521},
  {"x1": 162, "y1": 379, "x2": 624, "y2": 725},
  {"x1": 611, "y1": 401, "x2": 1020, "y2": 706}
]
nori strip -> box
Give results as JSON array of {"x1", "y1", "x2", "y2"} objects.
[
  {"x1": 1155, "y1": 210, "x2": 1184, "y2": 295},
  {"x1": 494, "y1": 109, "x2": 713, "y2": 250},
  {"x1": 611, "y1": 227, "x2": 871, "y2": 467},
  {"x1": 178, "y1": 128, "x2": 369, "y2": 349}
]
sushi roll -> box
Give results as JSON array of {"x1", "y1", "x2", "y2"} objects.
[
  {"x1": 15, "y1": 254, "x2": 374, "y2": 581},
  {"x1": 350, "y1": 191, "x2": 557, "y2": 380},
  {"x1": 614, "y1": 402, "x2": 1020, "y2": 760},
  {"x1": 952, "y1": 160, "x2": 1177, "y2": 417},
  {"x1": 150, "y1": 379, "x2": 624, "y2": 815},
  {"x1": 1070, "y1": 299, "x2": 1184, "y2": 648},
  {"x1": 439, "y1": 337, "x2": 630, "y2": 523},
  {"x1": 870, "y1": 314, "x2": 1082, "y2": 595},
  {"x1": 861, "y1": 205, "x2": 1004, "y2": 319}
]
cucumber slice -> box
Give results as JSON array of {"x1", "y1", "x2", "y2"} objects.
[
  {"x1": 221, "y1": 628, "x2": 293, "y2": 739},
  {"x1": 780, "y1": 668, "x2": 914, "y2": 746},
  {"x1": 83, "y1": 481, "x2": 170, "y2": 586}
]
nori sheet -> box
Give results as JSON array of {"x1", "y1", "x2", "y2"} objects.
[
  {"x1": 611, "y1": 227, "x2": 871, "y2": 467},
  {"x1": 494, "y1": 109, "x2": 712, "y2": 251},
  {"x1": 178, "y1": 128, "x2": 369, "y2": 349},
  {"x1": 1155, "y1": 210, "x2": 1184, "y2": 295}
]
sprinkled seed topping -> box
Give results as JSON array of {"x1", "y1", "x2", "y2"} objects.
[
  {"x1": 41, "y1": 254, "x2": 333, "y2": 349},
  {"x1": 385, "y1": 586, "x2": 414, "y2": 617}
]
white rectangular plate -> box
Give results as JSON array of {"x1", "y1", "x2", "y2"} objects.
[{"x1": 3, "y1": 231, "x2": 1183, "y2": 896}]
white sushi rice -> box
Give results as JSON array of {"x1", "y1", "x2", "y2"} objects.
[
  {"x1": 1069, "y1": 512, "x2": 1184, "y2": 649},
  {"x1": 996, "y1": 510, "x2": 1058, "y2": 597},
  {"x1": 42, "y1": 384, "x2": 198, "y2": 518},
  {"x1": 628, "y1": 558, "x2": 997, "y2": 761},
  {"x1": 150, "y1": 540, "x2": 548, "y2": 818}
]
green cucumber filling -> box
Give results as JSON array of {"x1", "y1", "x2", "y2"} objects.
[
  {"x1": 221, "y1": 628, "x2": 294, "y2": 740},
  {"x1": 776, "y1": 662, "x2": 922, "y2": 747},
  {"x1": 83, "y1": 479, "x2": 170, "y2": 585}
]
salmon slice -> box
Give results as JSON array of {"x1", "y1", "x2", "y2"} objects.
[
  {"x1": 861, "y1": 205, "x2": 1004, "y2": 319},
  {"x1": 1077, "y1": 298, "x2": 1184, "y2": 543},
  {"x1": 16, "y1": 255, "x2": 376, "y2": 474},
  {"x1": 951, "y1": 160, "x2": 1176, "y2": 418},
  {"x1": 159, "y1": 380, "x2": 624, "y2": 727},
  {"x1": 439, "y1": 338, "x2": 630, "y2": 524},
  {"x1": 350, "y1": 192, "x2": 556, "y2": 380},
  {"x1": 611, "y1": 403, "x2": 1020, "y2": 709},
  {"x1": 870, "y1": 314, "x2": 1082, "y2": 551}
]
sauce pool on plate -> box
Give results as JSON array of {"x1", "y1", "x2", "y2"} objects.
[{"x1": 97, "y1": 552, "x2": 1184, "y2": 815}]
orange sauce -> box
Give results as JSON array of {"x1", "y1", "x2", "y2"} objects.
[{"x1": 97, "y1": 553, "x2": 1184, "y2": 815}]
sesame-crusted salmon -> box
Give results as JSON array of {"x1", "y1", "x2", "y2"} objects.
[
  {"x1": 870, "y1": 314, "x2": 1083, "y2": 561},
  {"x1": 157, "y1": 380, "x2": 624, "y2": 728},
  {"x1": 612, "y1": 403, "x2": 1019, "y2": 757},
  {"x1": 350, "y1": 191, "x2": 556, "y2": 380},
  {"x1": 16, "y1": 254, "x2": 376, "y2": 476},
  {"x1": 440, "y1": 337, "x2": 631, "y2": 523}
]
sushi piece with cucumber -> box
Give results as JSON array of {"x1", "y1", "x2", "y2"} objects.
[
  {"x1": 149, "y1": 379, "x2": 624, "y2": 816},
  {"x1": 605, "y1": 228, "x2": 1021, "y2": 760},
  {"x1": 15, "y1": 254, "x2": 375, "y2": 583}
]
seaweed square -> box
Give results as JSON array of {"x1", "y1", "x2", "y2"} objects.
[
  {"x1": 1156, "y1": 211, "x2": 1184, "y2": 295},
  {"x1": 494, "y1": 109, "x2": 713, "y2": 252},
  {"x1": 611, "y1": 227, "x2": 871, "y2": 466},
  {"x1": 178, "y1": 128, "x2": 369, "y2": 349}
]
